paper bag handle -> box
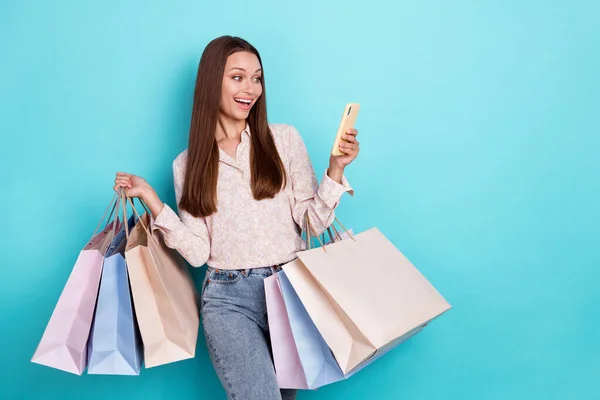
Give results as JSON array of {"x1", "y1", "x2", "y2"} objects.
[
  {"x1": 123, "y1": 194, "x2": 158, "y2": 245},
  {"x1": 303, "y1": 213, "x2": 356, "y2": 252},
  {"x1": 90, "y1": 191, "x2": 120, "y2": 238}
]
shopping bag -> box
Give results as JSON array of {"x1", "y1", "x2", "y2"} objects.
[
  {"x1": 264, "y1": 273, "x2": 308, "y2": 389},
  {"x1": 31, "y1": 194, "x2": 121, "y2": 375},
  {"x1": 277, "y1": 271, "x2": 345, "y2": 389},
  {"x1": 283, "y1": 216, "x2": 451, "y2": 375},
  {"x1": 87, "y1": 207, "x2": 143, "y2": 375},
  {"x1": 124, "y1": 199, "x2": 199, "y2": 368}
]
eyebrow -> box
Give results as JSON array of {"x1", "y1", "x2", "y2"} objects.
[{"x1": 229, "y1": 67, "x2": 262, "y2": 73}]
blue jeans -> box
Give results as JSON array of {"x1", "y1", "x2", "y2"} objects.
[{"x1": 201, "y1": 265, "x2": 298, "y2": 400}]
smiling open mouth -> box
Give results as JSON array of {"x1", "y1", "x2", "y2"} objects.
[{"x1": 234, "y1": 98, "x2": 252, "y2": 111}]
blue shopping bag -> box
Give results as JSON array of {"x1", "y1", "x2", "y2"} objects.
[
  {"x1": 87, "y1": 214, "x2": 143, "y2": 375},
  {"x1": 277, "y1": 270, "x2": 344, "y2": 389}
]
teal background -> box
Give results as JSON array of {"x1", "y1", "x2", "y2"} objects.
[{"x1": 1, "y1": 0, "x2": 599, "y2": 399}]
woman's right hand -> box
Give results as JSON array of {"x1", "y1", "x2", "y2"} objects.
[
  {"x1": 114, "y1": 172, "x2": 165, "y2": 218},
  {"x1": 113, "y1": 172, "x2": 154, "y2": 199}
]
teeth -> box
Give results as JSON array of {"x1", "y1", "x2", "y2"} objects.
[{"x1": 235, "y1": 98, "x2": 251, "y2": 104}]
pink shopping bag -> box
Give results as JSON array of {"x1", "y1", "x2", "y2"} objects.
[
  {"x1": 264, "y1": 273, "x2": 308, "y2": 389},
  {"x1": 31, "y1": 194, "x2": 121, "y2": 375}
]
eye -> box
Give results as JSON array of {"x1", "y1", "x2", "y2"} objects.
[
  {"x1": 253, "y1": 77, "x2": 262, "y2": 83},
  {"x1": 232, "y1": 76, "x2": 242, "y2": 81}
]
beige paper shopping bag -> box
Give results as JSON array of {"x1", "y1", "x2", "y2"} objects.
[
  {"x1": 124, "y1": 202, "x2": 199, "y2": 368},
  {"x1": 284, "y1": 218, "x2": 451, "y2": 375}
]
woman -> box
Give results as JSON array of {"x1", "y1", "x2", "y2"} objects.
[{"x1": 114, "y1": 35, "x2": 359, "y2": 400}]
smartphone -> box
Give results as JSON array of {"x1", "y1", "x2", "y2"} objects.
[{"x1": 331, "y1": 103, "x2": 360, "y2": 156}]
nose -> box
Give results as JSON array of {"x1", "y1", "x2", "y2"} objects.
[{"x1": 242, "y1": 80, "x2": 253, "y2": 95}]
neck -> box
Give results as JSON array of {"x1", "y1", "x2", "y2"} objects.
[{"x1": 215, "y1": 115, "x2": 246, "y2": 141}]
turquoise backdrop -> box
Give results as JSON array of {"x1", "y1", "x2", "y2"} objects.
[{"x1": 1, "y1": 1, "x2": 599, "y2": 399}]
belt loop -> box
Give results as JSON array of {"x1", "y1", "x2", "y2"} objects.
[
  {"x1": 269, "y1": 265, "x2": 277, "y2": 275},
  {"x1": 242, "y1": 268, "x2": 249, "y2": 277},
  {"x1": 273, "y1": 263, "x2": 285, "y2": 274}
]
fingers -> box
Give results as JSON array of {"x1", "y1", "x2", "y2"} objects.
[
  {"x1": 342, "y1": 129, "x2": 358, "y2": 141},
  {"x1": 113, "y1": 184, "x2": 129, "y2": 193},
  {"x1": 340, "y1": 129, "x2": 358, "y2": 153},
  {"x1": 333, "y1": 129, "x2": 360, "y2": 167},
  {"x1": 114, "y1": 178, "x2": 131, "y2": 187},
  {"x1": 114, "y1": 172, "x2": 133, "y2": 193},
  {"x1": 339, "y1": 128, "x2": 358, "y2": 152},
  {"x1": 338, "y1": 139, "x2": 360, "y2": 153}
]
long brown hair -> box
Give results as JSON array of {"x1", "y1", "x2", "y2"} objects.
[{"x1": 179, "y1": 36, "x2": 287, "y2": 218}]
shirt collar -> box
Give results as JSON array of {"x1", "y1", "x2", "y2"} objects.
[
  {"x1": 217, "y1": 123, "x2": 252, "y2": 168},
  {"x1": 242, "y1": 123, "x2": 251, "y2": 138}
]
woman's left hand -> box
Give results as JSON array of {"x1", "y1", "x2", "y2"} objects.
[
  {"x1": 330, "y1": 128, "x2": 360, "y2": 169},
  {"x1": 327, "y1": 128, "x2": 360, "y2": 183}
]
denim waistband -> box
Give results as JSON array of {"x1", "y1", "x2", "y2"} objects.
[{"x1": 207, "y1": 260, "x2": 291, "y2": 278}]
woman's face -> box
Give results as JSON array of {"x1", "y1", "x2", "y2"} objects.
[{"x1": 219, "y1": 51, "x2": 263, "y2": 122}]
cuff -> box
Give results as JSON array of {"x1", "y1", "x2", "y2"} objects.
[
  {"x1": 317, "y1": 170, "x2": 354, "y2": 209},
  {"x1": 151, "y1": 203, "x2": 180, "y2": 233}
]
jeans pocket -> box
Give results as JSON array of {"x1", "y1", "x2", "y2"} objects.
[
  {"x1": 207, "y1": 268, "x2": 243, "y2": 285},
  {"x1": 200, "y1": 269, "x2": 210, "y2": 297}
]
